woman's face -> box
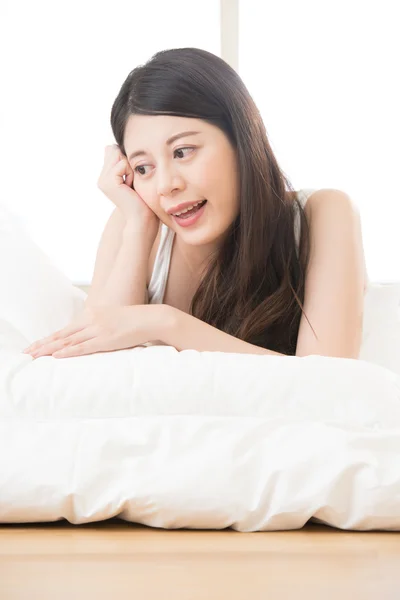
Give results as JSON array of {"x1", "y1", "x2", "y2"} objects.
[{"x1": 123, "y1": 115, "x2": 240, "y2": 248}]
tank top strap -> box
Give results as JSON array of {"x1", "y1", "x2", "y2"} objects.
[
  {"x1": 147, "y1": 223, "x2": 175, "y2": 304},
  {"x1": 294, "y1": 188, "x2": 318, "y2": 253}
]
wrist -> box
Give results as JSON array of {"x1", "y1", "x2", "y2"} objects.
[
  {"x1": 122, "y1": 224, "x2": 154, "y2": 251},
  {"x1": 155, "y1": 304, "x2": 179, "y2": 344}
]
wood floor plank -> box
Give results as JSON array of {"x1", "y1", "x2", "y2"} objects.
[{"x1": 0, "y1": 520, "x2": 399, "y2": 599}]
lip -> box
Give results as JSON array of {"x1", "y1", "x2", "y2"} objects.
[
  {"x1": 167, "y1": 199, "x2": 206, "y2": 215},
  {"x1": 171, "y1": 200, "x2": 207, "y2": 228}
]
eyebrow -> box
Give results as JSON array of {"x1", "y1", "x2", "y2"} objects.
[{"x1": 128, "y1": 131, "x2": 202, "y2": 161}]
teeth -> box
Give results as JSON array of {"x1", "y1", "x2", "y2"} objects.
[{"x1": 173, "y1": 200, "x2": 204, "y2": 216}]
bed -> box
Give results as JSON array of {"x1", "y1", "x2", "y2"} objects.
[{"x1": 1, "y1": 201, "x2": 400, "y2": 532}]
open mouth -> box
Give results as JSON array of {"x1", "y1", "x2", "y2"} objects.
[{"x1": 171, "y1": 200, "x2": 207, "y2": 227}]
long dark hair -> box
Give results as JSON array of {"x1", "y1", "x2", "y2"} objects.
[{"x1": 111, "y1": 47, "x2": 315, "y2": 355}]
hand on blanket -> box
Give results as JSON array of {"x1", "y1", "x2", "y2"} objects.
[{"x1": 22, "y1": 304, "x2": 167, "y2": 359}]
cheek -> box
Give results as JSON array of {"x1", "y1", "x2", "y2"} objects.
[
  {"x1": 133, "y1": 184, "x2": 168, "y2": 224},
  {"x1": 200, "y1": 152, "x2": 235, "y2": 198},
  {"x1": 198, "y1": 158, "x2": 218, "y2": 189},
  {"x1": 144, "y1": 197, "x2": 165, "y2": 222},
  {"x1": 208, "y1": 171, "x2": 236, "y2": 211},
  {"x1": 134, "y1": 183, "x2": 156, "y2": 209}
]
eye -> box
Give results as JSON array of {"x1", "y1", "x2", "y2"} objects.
[
  {"x1": 134, "y1": 164, "x2": 150, "y2": 176},
  {"x1": 173, "y1": 146, "x2": 194, "y2": 159},
  {"x1": 133, "y1": 146, "x2": 195, "y2": 177}
]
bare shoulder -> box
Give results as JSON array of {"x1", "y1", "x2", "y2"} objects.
[
  {"x1": 301, "y1": 188, "x2": 362, "y2": 240},
  {"x1": 303, "y1": 188, "x2": 358, "y2": 216},
  {"x1": 301, "y1": 188, "x2": 368, "y2": 291},
  {"x1": 299, "y1": 188, "x2": 360, "y2": 234}
]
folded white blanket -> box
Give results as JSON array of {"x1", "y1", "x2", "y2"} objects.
[{"x1": 1, "y1": 201, "x2": 400, "y2": 531}]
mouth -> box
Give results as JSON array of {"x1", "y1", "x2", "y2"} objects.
[{"x1": 171, "y1": 199, "x2": 208, "y2": 228}]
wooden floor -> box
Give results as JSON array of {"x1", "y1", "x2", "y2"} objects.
[{"x1": 0, "y1": 519, "x2": 399, "y2": 599}]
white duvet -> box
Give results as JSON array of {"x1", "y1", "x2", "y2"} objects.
[{"x1": 1, "y1": 202, "x2": 400, "y2": 531}]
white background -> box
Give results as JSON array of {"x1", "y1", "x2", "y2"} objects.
[
  {"x1": 0, "y1": 0, "x2": 398, "y2": 285},
  {"x1": 239, "y1": 0, "x2": 399, "y2": 282},
  {"x1": 0, "y1": 0, "x2": 220, "y2": 285}
]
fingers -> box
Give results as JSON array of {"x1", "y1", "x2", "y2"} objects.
[
  {"x1": 104, "y1": 143, "x2": 120, "y2": 156},
  {"x1": 23, "y1": 333, "x2": 62, "y2": 354},
  {"x1": 23, "y1": 323, "x2": 86, "y2": 356},
  {"x1": 125, "y1": 171, "x2": 134, "y2": 188},
  {"x1": 52, "y1": 338, "x2": 97, "y2": 358},
  {"x1": 98, "y1": 147, "x2": 134, "y2": 193},
  {"x1": 104, "y1": 144, "x2": 124, "y2": 167},
  {"x1": 30, "y1": 328, "x2": 95, "y2": 359}
]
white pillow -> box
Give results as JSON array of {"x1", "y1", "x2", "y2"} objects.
[
  {"x1": 1, "y1": 202, "x2": 400, "y2": 531},
  {"x1": 359, "y1": 282, "x2": 400, "y2": 375},
  {"x1": 0, "y1": 203, "x2": 86, "y2": 343}
]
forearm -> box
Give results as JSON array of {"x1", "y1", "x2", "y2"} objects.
[
  {"x1": 91, "y1": 224, "x2": 152, "y2": 307},
  {"x1": 163, "y1": 306, "x2": 286, "y2": 356}
]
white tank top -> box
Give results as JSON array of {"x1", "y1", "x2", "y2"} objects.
[{"x1": 148, "y1": 188, "x2": 318, "y2": 304}]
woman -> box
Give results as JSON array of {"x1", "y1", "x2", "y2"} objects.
[{"x1": 24, "y1": 48, "x2": 367, "y2": 360}]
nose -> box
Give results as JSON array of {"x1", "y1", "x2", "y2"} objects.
[{"x1": 156, "y1": 162, "x2": 185, "y2": 197}]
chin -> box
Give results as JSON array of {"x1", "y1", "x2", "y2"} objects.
[
  {"x1": 180, "y1": 232, "x2": 214, "y2": 246},
  {"x1": 182, "y1": 226, "x2": 227, "y2": 249}
]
